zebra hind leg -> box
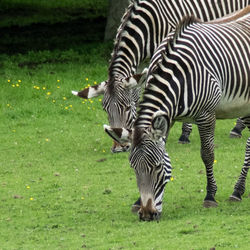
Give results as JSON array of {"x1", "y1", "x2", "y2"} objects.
[
  {"x1": 229, "y1": 118, "x2": 246, "y2": 138},
  {"x1": 178, "y1": 123, "x2": 192, "y2": 144},
  {"x1": 230, "y1": 117, "x2": 250, "y2": 201}
]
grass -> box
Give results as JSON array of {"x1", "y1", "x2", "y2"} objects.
[{"x1": 0, "y1": 44, "x2": 250, "y2": 249}]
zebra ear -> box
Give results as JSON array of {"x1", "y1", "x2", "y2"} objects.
[
  {"x1": 103, "y1": 125, "x2": 133, "y2": 143},
  {"x1": 151, "y1": 111, "x2": 169, "y2": 141},
  {"x1": 122, "y1": 68, "x2": 148, "y2": 89},
  {"x1": 72, "y1": 81, "x2": 106, "y2": 99}
]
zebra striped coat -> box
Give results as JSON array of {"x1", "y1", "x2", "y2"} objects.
[
  {"x1": 114, "y1": 7, "x2": 250, "y2": 220},
  {"x1": 73, "y1": 0, "x2": 250, "y2": 152}
]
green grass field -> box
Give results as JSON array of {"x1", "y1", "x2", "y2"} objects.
[{"x1": 1, "y1": 43, "x2": 250, "y2": 249}]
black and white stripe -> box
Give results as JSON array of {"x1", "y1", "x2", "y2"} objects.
[
  {"x1": 130, "y1": 9, "x2": 250, "y2": 220},
  {"x1": 103, "y1": 0, "x2": 250, "y2": 147}
]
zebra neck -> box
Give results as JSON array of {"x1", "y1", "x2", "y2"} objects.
[{"x1": 108, "y1": 59, "x2": 136, "y2": 80}]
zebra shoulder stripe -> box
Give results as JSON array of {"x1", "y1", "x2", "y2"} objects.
[{"x1": 171, "y1": 15, "x2": 201, "y2": 48}]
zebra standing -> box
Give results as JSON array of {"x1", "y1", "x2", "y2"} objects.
[
  {"x1": 72, "y1": 0, "x2": 250, "y2": 152},
  {"x1": 107, "y1": 7, "x2": 250, "y2": 220}
]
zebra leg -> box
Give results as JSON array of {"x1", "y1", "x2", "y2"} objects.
[
  {"x1": 230, "y1": 117, "x2": 250, "y2": 201},
  {"x1": 197, "y1": 116, "x2": 217, "y2": 207},
  {"x1": 178, "y1": 123, "x2": 192, "y2": 144},
  {"x1": 229, "y1": 118, "x2": 246, "y2": 138}
]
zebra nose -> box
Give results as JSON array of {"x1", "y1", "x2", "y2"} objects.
[
  {"x1": 138, "y1": 198, "x2": 161, "y2": 221},
  {"x1": 138, "y1": 209, "x2": 160, "y2": 221},
  {"x1": 111, "y1": 141, "x2": 131, "y2": 153}
]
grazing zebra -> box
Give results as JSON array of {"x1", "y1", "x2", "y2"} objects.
[
  {"x1": 106, "y1": 7, "x2": 250, "y2": 221},
  {"x1": 72, "y1": 0, "x2": 249, "y2": 152}
]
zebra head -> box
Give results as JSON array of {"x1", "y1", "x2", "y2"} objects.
[
  {"x1": 72, "y1": 70, "x2": 147, "y2": 153},
  {"x1": 130, "y1": 112, "x2": 172, "y2": 221},
  {"x1": 107, "y1": 111, "x2": 172, "y2": 220}
]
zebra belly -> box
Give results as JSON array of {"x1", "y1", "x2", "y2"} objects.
[{"x1": 215, "y1": 99, "x2": 250, "y2": 119}]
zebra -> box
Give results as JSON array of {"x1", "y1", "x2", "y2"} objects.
[
  {"x1": 106, "y1": 7, "x2": 250, "y2": 221},
  {"x1": 72, "y1": 0, "x2": 250, "y2": 152}
]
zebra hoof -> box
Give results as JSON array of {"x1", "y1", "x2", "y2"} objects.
[
  {"x1": 203, "y1": 200, "x2": 218, "y2": 208},
  {"x1": 229, "y1": 190, "x2": 242, "y2": 202},
  {"x1": 229, "y1": 195, "x2": 242, "y2": 202},
  {"x1": 229, "y1": 132, "x2": 242, "y2": 138},
  {"x1": 178, "y1": 135, "x2": 190, "y2": 144},
  {"x1": 229, "y1": 128, "x2": 242, "y2": 138}
]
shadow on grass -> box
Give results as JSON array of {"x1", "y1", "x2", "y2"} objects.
[{"x1": 0, "y1": 17, "x2": 107, "y2": 54}]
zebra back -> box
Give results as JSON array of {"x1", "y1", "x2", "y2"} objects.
[
  {"x1": 109, "y1": 0, "x2": 250, "y2": 80},
  {"x1": 136, "y1": 7, "x2": 250, "y2": 129}
]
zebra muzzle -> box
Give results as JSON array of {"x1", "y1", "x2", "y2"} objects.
[
  {"x1": 111, "y1": 141, "x2": 131, "y2": 153},
  {"x1": 138, "y1": 199, "x2": 161, "y2": 221}
]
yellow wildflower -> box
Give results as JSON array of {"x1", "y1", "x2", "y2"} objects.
[
  {"x1": 42, "y1": 87, "x2": 46, "y2": 90},
  {"x1": 214, "y1": 160, "x2": 217, "y2": 164},
  {"x1": 26, "y1": 186, "x2": 30, "y2": 189},
  {"x1": 170, "y1": 176, "x2": 174, "y2": 181},
  {"x1": 94, "y1": 81, "x2": 97, "y2": 85},
  {"x1": 8, "y1": 80, "x2": 10, "y2": 82},
  {"x1": 65, "y1": 107, "x2": 69, "y2": 110},
  {"x1": 18, "y1": 80, "x2": 21, "y2": 83},
  {"x1": 81, "y1": 197, "x2": 84, "y2": 200},
  {"x1": 57, "y1": 80, "x2": 60, "y2": 82},
  {"x1": 16, "y1": 84, "x2": 20, "y2": 87},
  {"x1": 85, "y1": 78, "x2": 88, "y2": 81},
  {"x1": 63, "y1": 97, "x2": 67, "y2": 100},
  {"x1": 45, "y1": 138, "x2": 49, "y2": 142},
  {"x1": 12, "y1": 84, "x2": 15, "y2": 87},
  {"x1": 57, "y1": 86, "x2": 60, "y2": 89},
  {"x1": 52, "y1": 100, "x2": 56, "y2": 103},
  {"x1": 36, "y1": 86, "x2": 40, "y2": 90},
  {"x1": 30, "y1": 197, "x2": 34, "y2": 201},
  {"x1": 69, "y1": 104, "x2": 72, "y2": 108},
  {"x1": 47, "y1": 92, "x2": 51, "y2": 96},
  {"x1": 98, "y1": 98, "x2": 102, "y2": 102}
]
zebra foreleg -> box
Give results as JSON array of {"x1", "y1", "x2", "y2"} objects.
[
  {"x1": 230, "y1": 137, "x2": 250, "y2": 201},
  {"x1": 229, "y1": 118, "x2": 246, "y2": 138},
  {"x1": 178, "y1": 123, "x2": 192, "y2": 144},
  {"x1": 197, "y1": 116, "x2": 218, "y2": 207}
]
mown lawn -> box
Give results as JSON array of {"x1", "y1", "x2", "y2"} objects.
[{"x1": 0, "y1": 43, "x2": 250, "y2": 249}]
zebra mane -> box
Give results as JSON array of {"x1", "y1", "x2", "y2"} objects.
[
  {"x1": 108, "y1": 0, "x2": 137, "y2": 79},
  {"x1": 171, "y1": 15, "x2": 201, "y2": 47},
  {"x1": 147, "y1": 15, "x2": 201, "y2": 83}
]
